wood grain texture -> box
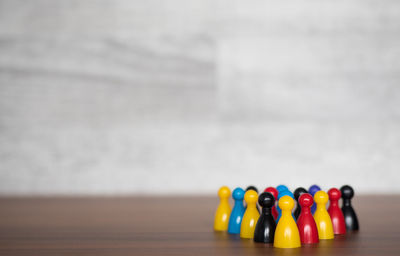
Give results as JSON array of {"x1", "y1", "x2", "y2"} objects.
[{"x1": 0, "y1": 195, "x2": 399, "y2": 255}]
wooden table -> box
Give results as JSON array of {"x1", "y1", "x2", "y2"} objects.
[{"x1": 0, "y1": 195, "x2": 399, "y2": 255}]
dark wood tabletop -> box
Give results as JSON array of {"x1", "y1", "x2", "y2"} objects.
[{"x1": 0, "y1": 195, "x2": 399, "y2": 256}]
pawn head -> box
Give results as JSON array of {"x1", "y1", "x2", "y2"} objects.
[
  {"x1": 246, "y1": 185, "x2": 258, "y2": 193},
  {"x1": 276, "y1": 185, "x2": 289, "y2": 193},
  {"x1": 258, "y1": 192, "x2": 275, "y2": 208},
  {"x1": 308, "y1": 184, "x2": 321, "y2": 196},
  {"x1": 278, "y1": 190, "x2": 294, "y2": 200},
  {"x1": 218, "y1": 186, "x2": 231, "y2": 199},
  {"x1": 294, "y1": 187, "x2": 308, "y2": 201},
  {"x1": 340, "y1": 185, "x2": 354, "y2": 199},
  {"x1": 299, "y1": 193, "x2": 314, "y2": 207},
  {"x1": 278, "y1": 195, "x2": 295, "y2": 211},
  {"x1": 232, "y1": 187, "x2": 245, "y2": 200},
  {"x1": 264, "y1": 187, "x2": 278, "y2": 200},
  {"x1": 244, "y1": 190, "x2": 258, "y2": 204},
  {"x1": 328, "y1": 188, "x2": 341, "y2": 201},
  {"x1": 314, "y1": 190, "x2": 329, "y2": 204}
]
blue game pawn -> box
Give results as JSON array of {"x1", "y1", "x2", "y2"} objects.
[
  {"x1": 276, "y1": 190, "x2": 295, "y2": 223},
  {"x1": 309, "y1": 185, "x2": 321, "y2": 214},
  {"x1": 227, "y1": 187, "x2": 246, "y2": 234},
  {"x1": 276, "y1": 185, "x2": 289, "y2": 194}
]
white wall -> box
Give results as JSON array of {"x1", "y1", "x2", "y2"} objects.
[{"x1": 0, "y1": 0, "x2": 399, "y2": 195}]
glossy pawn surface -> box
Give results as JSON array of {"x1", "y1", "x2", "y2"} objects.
[
  {"x1": 228, "y1": 187, "x2": 246, "y2": 234},
  {"x1": 276, "y1": 185, "x2": 289, "y2": 194},
  {"x1": 313, "y1": 191, "x2": 334, "y2": 240},
  {"x1": 309, "y1": 185, "x2": 321, "y2": 214},
  {"x1": 240, "y1": 190, "x2": 260, "y2": 239},
  {"x1": 273, "y1": 195, "x2": 301, "y2": 248},
  {"x1": 297, "y1": 193, "x2": 319, "y2": 244},
  {"x1": 327, "y1": 188, "x2": 346, "y2": 235},
  {"x1": 276, "y1": 185, "x2": 290, "y2": 217},
  {"x1": 264, "y1": 187, "x2": 279, "y2": 220},
  {"x1": 340, "y1": 185, "x2": 359, "y2": 231},
  {"x1": 246, "y1": 185, "x2": 258, "y2": 193},
  {"x1": 293, "y1": 187, "x2": 308, "y2": 220},
  {"x1": 214, "y1": 186, "x2": 231, "y2": 231},
  {"x1": 276, "y1": 190, "x2": 294, "y2": 223},
  {"x1": 246, "y1": 186, "x2": 260, "y2": 213},
  {"x1": 254, "y1": 192, "x2": 276, "y2": 243}
]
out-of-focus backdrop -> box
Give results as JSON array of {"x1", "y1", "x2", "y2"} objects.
[{"x1": 0, "y1": 0, "x2": 399, "y2": 195}]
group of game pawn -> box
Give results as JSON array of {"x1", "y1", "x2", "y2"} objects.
[{"x1": 214, "y1": 184, "x2": 359, "y2": 248}]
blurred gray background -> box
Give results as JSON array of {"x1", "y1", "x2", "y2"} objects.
[{"x1": 0, "y1": 0, "x2": 399, "y2": 195}]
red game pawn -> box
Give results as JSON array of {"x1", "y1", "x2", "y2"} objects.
[
  {"x1": 328, "y1": 188, "x2": 346, "y2": 235},
  {"x1": 297, "y1": 193, "x2": 319, "y2": 244},
  {"x1": 264, "y1": 187, "x2": 279, "y2": 220}
]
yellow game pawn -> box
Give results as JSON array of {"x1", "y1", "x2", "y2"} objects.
[
  {"x1": 214, "y1": 186, "x2": 232, "y2": 231},
  {"x1": 240, "y1": 190, "x2": 260, "y2": 238},
  {"x1": 273, "y1": 196, "x2": 301, "y2": 248},
  {"x1": 313, "y1": 191, "x2": 334, "y2": 240}
]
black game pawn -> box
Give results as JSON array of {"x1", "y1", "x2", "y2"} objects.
[
  {"x1": 246, "y1": 186, "x2": 260, "y2": 213},
  {"x1": 254, "y1": 192, "x2": 276, "y2": 243},
  {"x1": 340, "y1": 185, "x2": 359, "y2": 231},
  {"x1": 246, "y1": 186, "x2": 258, "y2": 193},
  {"x1": 293, "y1": 187, "x2": 308, "y2": 220}
]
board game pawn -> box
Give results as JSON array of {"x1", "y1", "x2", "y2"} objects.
[
  {"x1": 264, "y1": 187, "x2": 279, "y2": 220},
  {"x1": 276, "y1": 190, "x2": 295, "y2": 223},
  {"x1": 313, "y1": 191, "x2": 334, "y2": 239},
  {"x1": 293, "y1": 187, "x2": 308, "y2": 220},
  {"x1": 327, "y1": 188, "x2": 346, "y2": 235},
  {"x1": 246, "y1": 186, "x2": 260, "y2": 213},
  {"x1": 228, "y1": 187, "x2": 246, "y2": 234},
  {"x1": 297, "y1": 193, "x2": 319, "y2": 244},
  {"x1": 254, "y1": 192, "x2": 276, "y2": 243},
  {"x1": 273, "y1": 195, "x2": 301, "y2": 248},
  {"x1": 246, "y1": 185, "x2": 258, "y2": 193},
  {"x1": 276, "y1": 185, "x2": 289, "y2": 194},
  {"x1": 214, "y1": 186, "x2": 231, "y2": 231},
  {"x1": 340, "y1": 185, "x2": 359, "y2": 231},
  {"x1": 308, "y1": 184, "x2": 321, "y2": 214},
  {"x1": 240, "y1": 190, "x2": 260, "y2": 239}
]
